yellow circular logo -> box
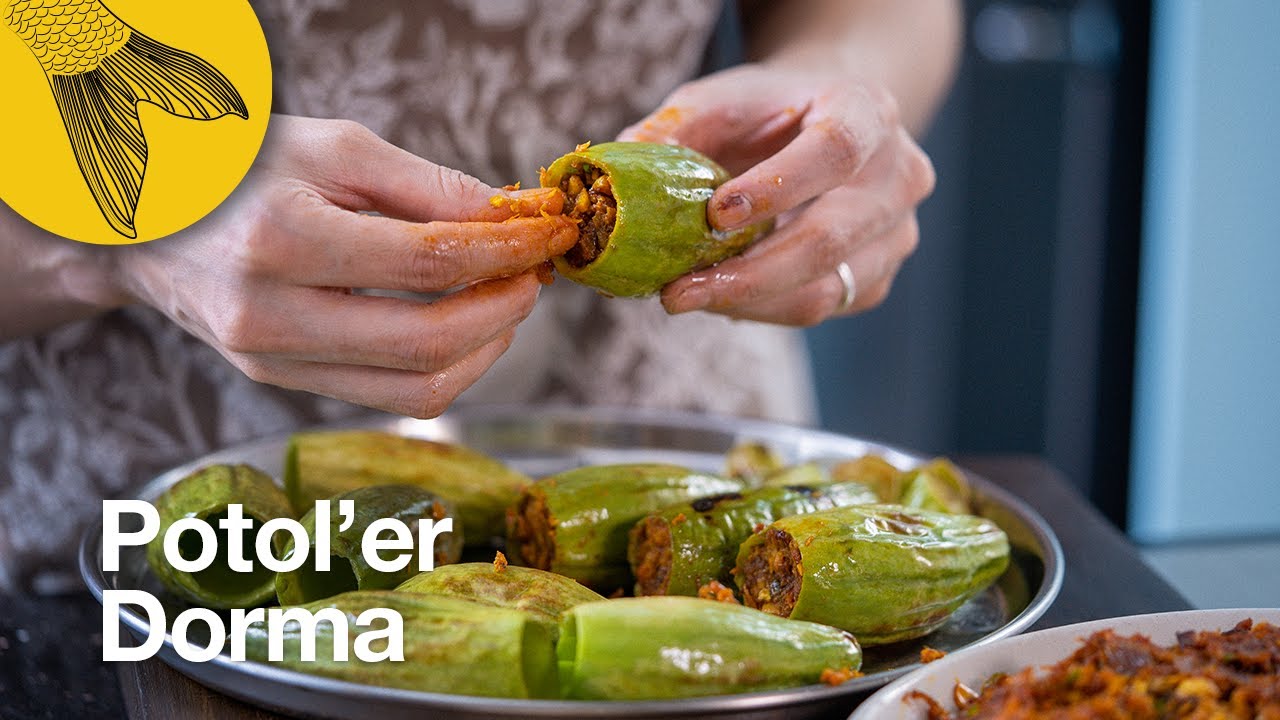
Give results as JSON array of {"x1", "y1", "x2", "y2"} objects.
[{"x1": 0, "y1": 0, "x2": 271, "y2": 244}]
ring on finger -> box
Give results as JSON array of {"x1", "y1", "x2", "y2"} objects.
[{"x1": 835, "y1": 261, "x2": 857, "y2": 314}]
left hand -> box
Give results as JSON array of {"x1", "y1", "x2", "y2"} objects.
[{"x1": 620, "y1": 64, "x2": 936, "y2": 326}]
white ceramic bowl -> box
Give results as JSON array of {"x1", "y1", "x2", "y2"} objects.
[{"x1": 850, "y1": 607, "x2": 1280, "y2": 720}]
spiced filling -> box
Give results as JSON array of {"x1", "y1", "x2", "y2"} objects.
[
  {"x1": 559, "y1": 164, "x2": 617, "y2": 268},
  {"x1": 629, "y1": 516, "x2": 673, "y2": 596},
  {"x1": 508, "y1": 490, "x2": 556, "y2": 571},
  {"x1": 739, "y1": 528, "x2": 804, "y2": 617}
]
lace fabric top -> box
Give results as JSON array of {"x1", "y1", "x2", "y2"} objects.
[{"x1": 0, "y1": 0, "x2": 816, "y2": 593}]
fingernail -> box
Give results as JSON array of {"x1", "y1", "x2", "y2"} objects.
[
  {"x1": 714, "y1": 192, "x2": 752, "y2": 230},
  {"x1": 505, "y1": 187, "x2": 563, "y2": 217}
]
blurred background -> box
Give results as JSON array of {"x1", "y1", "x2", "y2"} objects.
[{"x1": 807, "y1": 0, "x2": 1279, "y2": 608}]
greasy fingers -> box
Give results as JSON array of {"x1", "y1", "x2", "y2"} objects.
[
  {"x1": 245, "y1": 195, "x2": 578, "y2": 292},
  {"x1": 476, "y1": 186, "x2": 567, "y2": 222},
  {"x1": 237, "y1": 328, "x2": 517, "y2": 419},
  {"x1": 386, "y1": 215, "x2": 577, "y2": 292},
  {"x1": 226, "y1": 273, "x2": 543, "y2": 373},
  {"x1": 117, "y1": 115, "x2": 573, "y2": 419}
]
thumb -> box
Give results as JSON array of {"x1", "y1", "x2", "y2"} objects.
[
  {"x1": 347, "y1": 138, "x2": 561, "y2": 223},
  {"x1": 301, "y1": 119, "x2": 561, "y2": 223}
]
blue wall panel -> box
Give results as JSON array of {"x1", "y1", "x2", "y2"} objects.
[{"x1": 1130, "y1": 0, "x2": 1280, "y2": 541}]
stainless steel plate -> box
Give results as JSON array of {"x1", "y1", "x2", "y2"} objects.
[{"x1": 81, "y1": 405, "x2": 1063, "y2": 720}]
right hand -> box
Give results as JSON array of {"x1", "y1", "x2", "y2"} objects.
[{"x1": 110, "y1": 116, "x2": 577, "y2": 418}]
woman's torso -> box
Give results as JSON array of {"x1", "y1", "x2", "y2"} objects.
[{"x1": 0, "y1": 0, "x2": 815, "y2": 593}]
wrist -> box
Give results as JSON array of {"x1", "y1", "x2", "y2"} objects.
[
  {"x1": 55, "y1": 241, "x2": 137, "y2": 313},
  {"x1": 0, "y1": 202, "x2": 138, "y2": 339}
]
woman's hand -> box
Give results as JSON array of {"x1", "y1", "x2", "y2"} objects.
[
  {"x1": 111, "y1": 115, "x2": 577, "y2": 417},
  {"x1": 621, "y1": 64, "x2": 936, "y2": 326}
]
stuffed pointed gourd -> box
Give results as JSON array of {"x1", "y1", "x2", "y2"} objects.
[
  {"x1": 505, "y1": 463, "x2": 745, "y2": 593},
  {"x1": 541, "y1": 142, "x2": 771, "y2": 297},
  {"x1": 557, "y1": 596, "x2": 861, "y2": 700},
  {"x1": 146, "y1": 464, "x2": 293, "y2": 609},
  {"x1": 241, "y1": 591, "x2": 558, "y2": 699},
  {"x1": 284, "y1": 430, "x2": 529, "y2": 541},
  {"x1": 830, "y1": 454, "x2": 905, "y2": 502},
  {"x1": 759, "y1": 462, "x2": 834, "y2": 488},
  {"x1": 830, "y1": 455, "x2": 974, "y2": 514},
  {"x1": 735, "y1": 503, "x2": 1010, "y2": 646},
  {"x1": 897, "y1": 458, "x2": 973, "y2": 514},
  {"x1": 395, "y1": 561, "x2": 603, "y2": 640},
  {"x1": 275, "y1": 484, "x2": 463, "y2": 605},
  {"x1": 628, "y1": 480, "x2": 878, "y2": 597},
  {"x1": 723, "y1": 441, "x2": 785, "y2": 485}
]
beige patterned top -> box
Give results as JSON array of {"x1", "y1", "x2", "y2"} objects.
[{"x1": 0, "y1": 0, "x2": 815, "y2": 593}]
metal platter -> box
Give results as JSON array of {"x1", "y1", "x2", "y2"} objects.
[{"x1": 81, "y1": 405, "x2": 1063, "y2": 720}]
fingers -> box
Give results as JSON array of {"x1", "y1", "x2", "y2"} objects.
[
  {"x1": 709, "y1": 217, "x2": 916, "y2": 326},
  {"x1": 267, "y1": 116, "x2": 563, "y2": 223},
  {"x1": 618, "y1": 68, "x2": 812, "y2": 162},
  {"x1": 663, "y1": 130, "x2": 931, "y2": 315},
  {"x1": 254, "y1": 191, "x2": 578, "y2": 292},
  {"x1": 619, "y1": 97, "x2": 801, "y2": 159},
  {"x1": 232, "y1": 273, "x2": 542, "y2": 373},
  {"x1": 708, "y1": 88, "x2": 901, "y2": 232},
  {"x1": 480, "y1": 186, "x2": 567, "y2": 221},
  {"x1": 238, "y1": 329, "x2": 517, "y2": 419},
  {"x1": 662, "y1": 181, "x2": 894, "y2": 313},
  {"x1": 716, "y1": 233, "x2": 909, "y2": 326}
]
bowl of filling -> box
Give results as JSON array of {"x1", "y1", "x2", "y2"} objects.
[{"x1": 850, "y1": 607, "x2": 1280, "y2": 719}]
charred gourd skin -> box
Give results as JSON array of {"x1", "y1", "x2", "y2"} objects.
[
  {"x1": 396, "y1": 562, "x2": 603, "y2": 640},
  {"x1": 557, "y1": 596, "x2": 862, "y2": 700},
  {"x1": 284, "y1": 430, "x2": 529, "y2": 542},
  {"x1": 505, "y1": 463, "x2": 745, "y2": 593},
  {"x1": 628, "y1": 481, "x2": 878, "y2": 597},
  {"x1": 542, "y1": 142, "x2": 771, "y2": 297},
  {"x1": 146, "y1": 464, "x2": 293, "y2": 609},
  {"x1": 274, "y1": 484, "x2": 462, "y2": 605},
  {"x1": 241, "y1": 591, "x2": 558, "y2": 699},
  {"x1": 735, "y1": 503, "x2": 1010, "y2": 646}
]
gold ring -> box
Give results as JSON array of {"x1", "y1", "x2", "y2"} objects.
[{"x1": 835, "y1": 261, "x2": 856, "y2": 313}]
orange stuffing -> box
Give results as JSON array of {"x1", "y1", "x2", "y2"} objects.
[
  {"x1": 820, "y1": 667, "x2": 864, "y2": 686},
  {"x1": 911, "y1": 619, "x2": 1280, "y2": 719},
  {"x1": 696, "y1": 580, "x2": 739, "y2": 604}
]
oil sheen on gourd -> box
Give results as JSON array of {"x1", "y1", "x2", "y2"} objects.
[
  {"x1": 542, "y1": 142, "x2": 771, "y2": 297},
  {"x1": 736, "y1": 503, "x2": 1010, "y2": 645}
]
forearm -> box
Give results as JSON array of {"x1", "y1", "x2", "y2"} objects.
[
  {"x1": 0, "y1": 203, "x2": 130, "y2": 341},
  {"x1": 743, "y1": 0, "x2": 963, "y2": 135}
]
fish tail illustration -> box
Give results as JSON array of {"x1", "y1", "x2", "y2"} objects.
[{"x1": 44, "y1": 29, "x2": 248, "y2": 237}]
